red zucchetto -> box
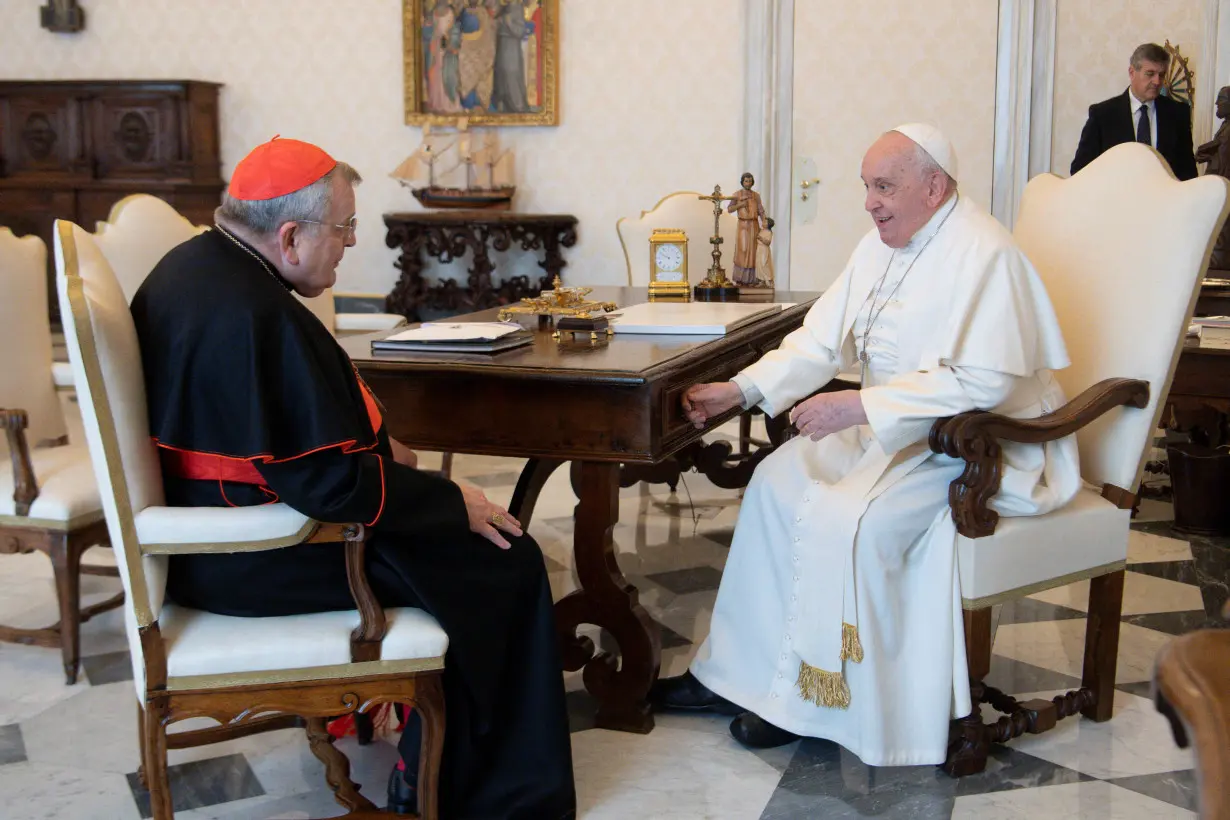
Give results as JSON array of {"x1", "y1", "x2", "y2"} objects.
[{"x1": 227, "y1": 135, "x2": 337, "y2": 201}]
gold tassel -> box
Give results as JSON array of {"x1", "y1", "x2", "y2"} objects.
[
  {"x1": 841, "y1": 622, "x2": 864, "y2": 663},
  {"x1": 795, "y1": 624, "x2": 864, "y2": 709},
  {"x1": 796, "y1": 661, "x2": 851, "y2": 709}
]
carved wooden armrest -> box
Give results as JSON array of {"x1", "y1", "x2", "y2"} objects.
[
  {"x1": 306, "y1": 522, "x2": 386, "y2": 662},
  {"x1": 927, "y1": 378, "x2": 1150, "y2": 538},
  {"x1": 0, "y1": 408, "x2": 39, "y2": 516}
]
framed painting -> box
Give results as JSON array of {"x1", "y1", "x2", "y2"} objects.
[{"x1": 403, "y1": 0, "x2": 559, "y2": 127}]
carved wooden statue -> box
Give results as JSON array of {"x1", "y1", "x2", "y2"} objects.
[{"x1": 1197, "y1": 85, "x2": 1230, "y2": 270}]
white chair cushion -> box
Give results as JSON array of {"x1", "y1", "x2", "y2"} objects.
[
  {"x1": 0, "y1": 444, "x2": 102, "y2": 529},
  {"x1": 334, "y1": 312, "x2": 407, "y2": 332},
  {"x1": 161, "y1": 603, "x2": 449, "y2": 683},
  {"x1": 957, "y1": 487, "x2": 1130, "y2": 606},
  {"x1": 135, "y1": 504, "x2": 314, "y2": 552},
  {"x1": 51, "y1": 361, "x2": 75, "y2": 388}
]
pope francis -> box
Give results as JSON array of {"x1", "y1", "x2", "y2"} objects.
[{"x1": 650, "y1": 124, "x2": 1081, "y2": 767}]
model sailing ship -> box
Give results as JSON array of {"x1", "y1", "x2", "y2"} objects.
[{"x1": 390, "y1": 124, "x2": 516, "y2": 210}]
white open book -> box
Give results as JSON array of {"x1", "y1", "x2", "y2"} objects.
[
  {"x1": 383, "y1": 321, "x2": 523, "y2": 343},
  {"x1": 609, "y1": 302, "x2": 788, "y2": 335}
]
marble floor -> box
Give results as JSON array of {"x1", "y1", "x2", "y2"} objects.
[{"x1": 1, "y1": 413, "x2": 1225, "y2": 818}]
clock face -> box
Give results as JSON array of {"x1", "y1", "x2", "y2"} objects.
[{"x1": 655, "y1": 243, "x2": 684, "y2": 275}]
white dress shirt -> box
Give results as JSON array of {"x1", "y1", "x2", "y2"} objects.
[{"x1": 1129, "y1": 90, "x2": 1158, "y2": 149}]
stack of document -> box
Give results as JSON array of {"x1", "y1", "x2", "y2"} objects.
[
  {"x1": 1192, "y1": 315, "x2": 1230, "y2": 328},
  {"x1": 371, "y1": 321, "x2": 533, "y2": 354},
  {"x1": 609, "y1": 302, "x2": 787, "y2": 335}
]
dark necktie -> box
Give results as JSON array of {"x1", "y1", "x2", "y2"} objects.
[{"x1": 1137, "y1": 103, "x2": 1151, "y2": 146}]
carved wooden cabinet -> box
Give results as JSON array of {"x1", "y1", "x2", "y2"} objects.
[{"x1": 0, "y1": 80, "x2": 224, "y2": 320}]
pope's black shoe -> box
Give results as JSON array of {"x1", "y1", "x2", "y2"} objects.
[
  {"x1": 648, "y1": 671, "x2": 742, "y2": 714},
  {"x1": 386, "y1": 765, "x2": 417, "y2": 816},
  {"x1": 729, "y1": 712, "x2": 800, "y2": 749}
]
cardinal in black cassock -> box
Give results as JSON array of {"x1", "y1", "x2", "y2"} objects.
[{"x1": 128, "y1": 137, "x2": 576, "y2": 819}]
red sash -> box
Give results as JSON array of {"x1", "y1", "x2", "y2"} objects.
[{"x1": 160, "y1": 380, "x2": 384, "y2": 486}]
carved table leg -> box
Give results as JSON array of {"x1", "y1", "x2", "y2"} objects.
[
  {"x1": 467, "y1": 226, "x2": 497, "y2": 310},
  {"x1": 509, "y1": 458, "x2": 566, "y2": 528},
  {"x1": 555, "y1": 461, "x2": 661, "y2": 733},
  {"x1": 540, "y1": 222, "x2": 575, "y2": 285},
  {"x1": 385, "y1": 226, "x2": 428, "y2": 322}
]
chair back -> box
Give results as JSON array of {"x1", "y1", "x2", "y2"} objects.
[
  {"x1": 94, "y1": 193, "x2": 340, "y2": 334},
  {"x1": 617, "y1": 191, "x2": 739, "y2": 286},
  {"x1": 92, "y1": 194, "x2": 207, "y2": 304},
  {"x1": 1013, "y1": 143, "x2": 1230, "y2": 492},
  {"x1": 55, "y1": 220, "x2": 167, "y2": 661},
  {"x1": 0, "y1": 228, "x2": 67, "y2": 450},
  {"x1": 298, "y1": 289, "x2": 337, "y2": 330}
]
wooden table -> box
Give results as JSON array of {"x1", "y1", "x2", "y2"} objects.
[
  {"x1": 383, "y1": 211, "x2": 578, "y2": 322},
  {"x1": 1195, "y1": 276, "x2": 1230, "y2": 317},
  {"x1": 1168, "y1": 325, "x2": 1230, "y2": 442},
  {"x1": 342, "y1": 288, "x2": 817, "y2": 732}
]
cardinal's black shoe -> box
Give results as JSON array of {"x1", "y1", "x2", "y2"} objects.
[{"x1": 386, "y1": 765, "x2": 417, "y2": 816}]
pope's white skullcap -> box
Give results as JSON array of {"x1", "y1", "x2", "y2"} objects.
[{"x1": 890, "y1": 123, "x2": 958, "y2": 181}]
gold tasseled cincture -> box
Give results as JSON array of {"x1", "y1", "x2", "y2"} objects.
[
  {"x1": 795, "y1": 623, "x2": 864, "y2": 709},
  {"x1": 842, "y1": 622, "x2": 864, "y2": 663}
]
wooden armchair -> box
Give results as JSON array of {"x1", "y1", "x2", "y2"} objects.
[
  {"x1": 0, "y1": 226, "x2": 122, "y2": 684},
  {"x1": 928, "y1": 144, "x2": 1230, "y2": 775},
  {"x1": 1154, "y1": 601, "x2": 1230, "y2": 820},
  {"x1": 56, "y1": 219, "x2": 448, "y2": 819}
]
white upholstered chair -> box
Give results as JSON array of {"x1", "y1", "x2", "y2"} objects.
[
  {"x1": 617, "y1": 190, "x2": 739, "y2": 287},
  {"x1": 90, "y1": 193, "x2": 406, "y2": 334},
  {"x1": 929, "y1": 143, "x2": 1230, "y2": 774},
  {"x1": 0, "y1": 227, "x2": 121, "y2": 683},
  {"x1": 55, "y1": 219, "x2": 448, "y2": 819}
]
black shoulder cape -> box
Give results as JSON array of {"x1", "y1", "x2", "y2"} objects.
[{"x1": 131, "y1": 228, "x2": 379, "y2": 462}]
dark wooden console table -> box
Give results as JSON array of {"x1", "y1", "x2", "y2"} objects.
[
  {"x1": 343, "y1": 288, "x2": 817, "y2": 733},
  {"x1": 383, "y1": 211, "x2": 578, "y2": 321},
  {"x1": 0, "y1": 80, "x2": 224, "y2": 322}
]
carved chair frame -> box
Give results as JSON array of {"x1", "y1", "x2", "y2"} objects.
[
  {"x1": 928, "y1": 377, "x2": 1149, "y2": 776},
  {"x1": 135, "y1": 524, "x2": 446, "y2": 820},
  {"x1": 0, "y1": 409, "x2": 123, "y2": 684},
  {"x1": 60, "y1": 232, "x2": 446, "y2": 819},
  {"x1": 807, "y1": 377, "x2": 1150, "y2": 777}
]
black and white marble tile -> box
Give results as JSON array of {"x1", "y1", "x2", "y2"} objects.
[
  {"x1": 0, "y1": 722, "x2": 26, "y2": 766},
  {"x1": 127, "y1": 754, "x2": 265, "y2": 819},
  {"x1": 2, "y1": 445, "x2": 1219, "y2": 818}
]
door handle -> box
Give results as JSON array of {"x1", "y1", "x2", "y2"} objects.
[{"x1": 799, "y1": 178, "x2": 820, "y2": 200}]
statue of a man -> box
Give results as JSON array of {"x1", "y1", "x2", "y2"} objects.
[
  {"x1": 1197, "y1": 86, "x2": 1230, "y2": 270},
  {"x1": 727, "y1": 172, "x2": 767, "y2": 285}
]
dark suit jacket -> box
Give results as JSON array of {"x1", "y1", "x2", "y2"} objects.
[{"x1": 1070, "y1": 90, "x2": 1197, "y2": 180}]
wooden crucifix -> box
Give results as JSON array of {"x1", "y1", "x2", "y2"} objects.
[{"x1": 41, "y1": 0, "x2": 85, "y2": 34}]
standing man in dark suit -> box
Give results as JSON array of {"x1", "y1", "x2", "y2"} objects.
[{"x1": 1071, "y1": 42, "x2": 1197, "y2": 180}]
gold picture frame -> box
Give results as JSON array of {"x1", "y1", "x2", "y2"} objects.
[{"x1": 403, "y1": 0, "x2": 560, "y2": 127}]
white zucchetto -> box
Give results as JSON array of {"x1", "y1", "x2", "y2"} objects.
[{"x1": 890, "y1": 123, "x2": 958, "y2": 181}]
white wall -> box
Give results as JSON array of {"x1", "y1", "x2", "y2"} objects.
[
  {"x1": 1051, "y1": 0, "x2": 1206, "y2": 175},
  {"x1": 789, "y1": 0, "x2": 999, "y2": 291},
  {"x1": 0, "y1": 0, "x2": 742, "y2": 295}
]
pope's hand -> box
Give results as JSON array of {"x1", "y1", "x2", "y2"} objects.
[
  {"x1": 457, "y1": 481, "x2": 523, "y2": 550},
  {"x1": 788, "y1": 391, "x2": 868, "y2": 441},
  {"x1": 681, "y1": 381, "x2": 744, "y2": 429}
]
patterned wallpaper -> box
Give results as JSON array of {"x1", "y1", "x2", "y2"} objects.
[
  {"x1": 1051, "y1": 0, "x2": 1205, "y2": 176},
  {"x1": 0, "y1": 0, "x2": 742, "y2": 295},
  {"x1": 790, "y1": 0, "x2": 999, "y2": 291}
]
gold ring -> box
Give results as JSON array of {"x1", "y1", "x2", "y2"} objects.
[{"x1": 491, "y1": 513, "x2": 506, "y2": 526}]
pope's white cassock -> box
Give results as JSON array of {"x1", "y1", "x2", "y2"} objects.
[{"x1": 690, "y1": 188, "x2": 1082, "y2": 767}]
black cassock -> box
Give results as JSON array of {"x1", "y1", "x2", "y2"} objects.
[{"x1": 130, "y1": 229, "x2": 576, "y2": 820}]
